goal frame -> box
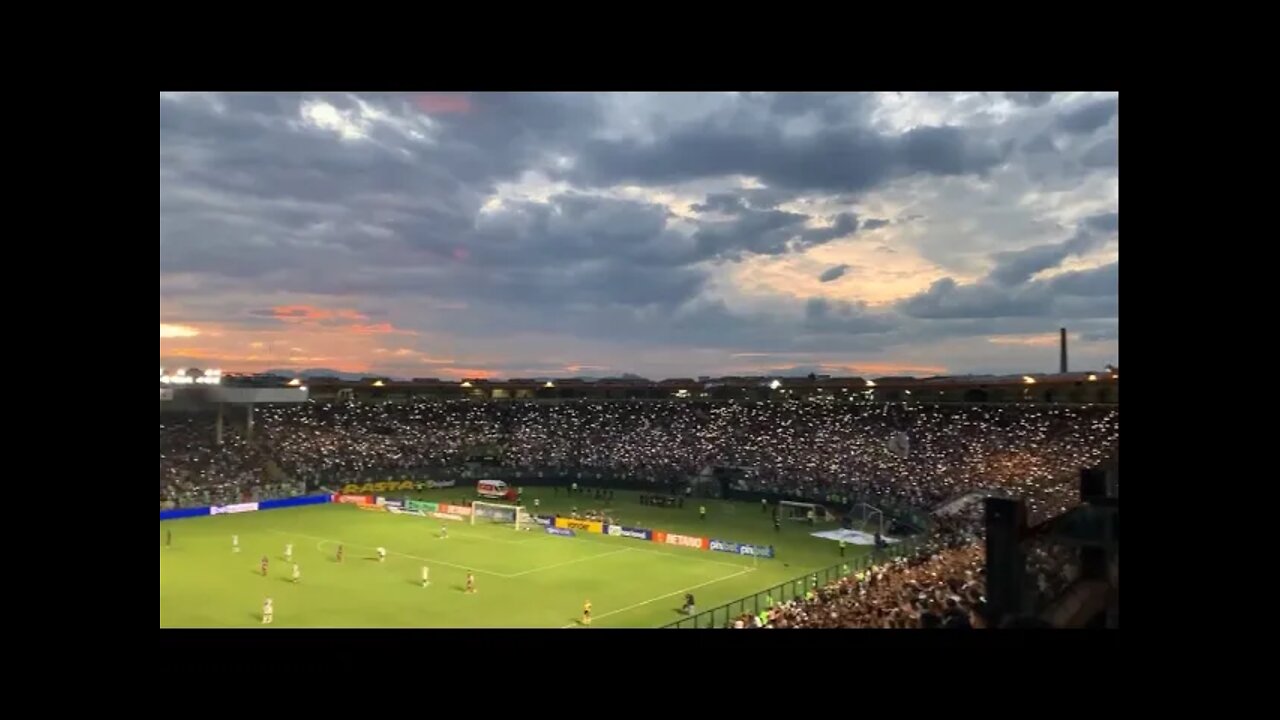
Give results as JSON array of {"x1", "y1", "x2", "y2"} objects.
[
  {"x1": 779, "y1": 500, "x2": 834, "y2": 522},
  {"x1": 471, "y1": 500, "x2": 528, "y2": 531},
  {"x1": 852, "y1": 502, "x2": 886, "y2": 537}
]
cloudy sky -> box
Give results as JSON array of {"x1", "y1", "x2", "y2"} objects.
[{"x1": 160, "y1": 91, "x2": 1118, "y2": 380}]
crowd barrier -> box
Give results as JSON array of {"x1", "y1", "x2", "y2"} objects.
[
  {"x1": 159, "y1": 493, "x2": 332, "y2": 521},
  {"x1": 664, "y1": 535, "x2": 925, "y2": 628},
  {"x1": 260, "y1": 495, "x2": 330, "y2": 511}
]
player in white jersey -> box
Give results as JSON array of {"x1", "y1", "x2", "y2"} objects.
[
  {"x1": 284, "y1": 543, "x2": 293, "y2": 562},
  {"x1": 232, "y1": 535, "x2": 240, "y2": 553},
  {"x1": 439, "y1": 526, "x2": 448, "y2": 539},
  {"x1": 377, "y1": 547, "x2": 387, "y2": 562},
  {"x1": 262, "y1": 598, "x2": 273, "y2": 624},
  {"x1": 421, "y1": 565, "x2": 430, "y2": 588},
  {"x1": 292, "y1": 563, "x2": 300, "y2": 583}
]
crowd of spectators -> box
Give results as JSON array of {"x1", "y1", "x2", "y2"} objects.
[
  {"x1": 248, "y1": 401, "x2": 1116, "y2": 523},
  {"x1": 159, "y1": 418, "x2": 301, "y2": 509},
  {"x1": 160, "y1": 400, "x2": 1115, "y2": 625},
  {"x1": 728, "y1": 521, "x2": 1084, "y2": 629}
]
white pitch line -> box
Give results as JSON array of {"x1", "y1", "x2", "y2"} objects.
[
  {"x1": 507, "y1": 548, "x2": 633, "y2": 578},
  {"x1": 560, "y1": 567, "x2": 756, "y2": 628},
  {"x1": 271, "y1": 529, "x2": 508, "y2": 578}
]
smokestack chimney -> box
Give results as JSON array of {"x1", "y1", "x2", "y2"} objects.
[{"x1": 1059, "y1": 328, "x2": 1068, "y2": 374}]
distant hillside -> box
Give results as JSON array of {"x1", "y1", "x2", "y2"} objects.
[{"x1": 261, "y1": 368, "x2": 385, "y2": 381}]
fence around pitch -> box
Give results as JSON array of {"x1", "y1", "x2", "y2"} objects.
[{"x1": 662, "y1": 536, "x2": 925, "y2": 629}]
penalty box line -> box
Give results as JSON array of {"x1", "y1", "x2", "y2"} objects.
[{"x1": 560, "y1": 566, "x2": 757, "y2": 628}]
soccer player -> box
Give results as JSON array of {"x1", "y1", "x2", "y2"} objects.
[
  {"x1": 465, "y1": 571, "x2": 476, "y2": 593},
  {"x1": 291, "y1": 563, "x2": 300, "y2": 583},
  {"x1": 421, "y1": 565, "x2": 430, "y2": 588},
  {"x1": 682, "y1": 593, "x2": 696, "y2": 615},
  {"x1": 377, "y1": 547, "x2": 387, "y2": 562},
  {"x1": 774, "y1": 517, "x2": 781, "y2": 532},
  {"x1": 533, "y1": 497, "x2": 540, "y2": 509},
  {"x1": 699, "y1": 505, "x2": 706, "y2": 520},
  {"x1": 232, "y1": 534, "x2": 240, "y2": 553},
  {"x1": 839, "y1": 539, "x2": 847, "y2": 557},
  {"x1": 582, "y1": 599, "x2": 592, "y2": 626},
  {"x1": 336, "y1": 544, "x2": 344, "y2": 563},
  {"x1": 284, "y1": 543, "x2": 293, "y2": 562},
  {"x1": 261, "y1": 556, "x2": 268, "y2": 577},
  {"x1": 166, "y1": 529, "x2": 172, "y2": 547},
  {"x1": 761, "y1": 498, "x2": 768, "y2": 513},
  {"x1": 262, "y1": 597, "x2": 273, "y2": 625},
  {"x1": 439, "y1": 525, "x2": 448, "y2": 539}
]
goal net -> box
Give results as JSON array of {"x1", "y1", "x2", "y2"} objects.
[
  {"x1": 852, "y1": 502, "x2": 886, "y2": 536},
  {"x1": 779, "y1": 500, "x2": 835, "y2": 523},
  {"x1": 471, "y1": 501, "x2": 529, "y2": 531}
]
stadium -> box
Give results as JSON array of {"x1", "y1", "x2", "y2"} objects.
[
  {"x1": 159, "y1": 360, "x2": 1119, "y2": 629},
  {"x1": 161, "y1": 90, "x2": 1119, "y2": 631}
]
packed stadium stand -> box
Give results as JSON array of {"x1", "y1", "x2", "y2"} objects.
[{"x1": 160, "y1": 372, "x2": 1118, "y2": 628}]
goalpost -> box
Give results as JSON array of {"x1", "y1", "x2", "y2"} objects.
[
  {"x1": 779, "y1": 500, "x2": 835, "y2": 523},
  {"x1": 471, "y1": 501, "x2": 529, "y2": 531},
  {"x1": 852, "y1": 502, "x2": 886, "y2": 537}
]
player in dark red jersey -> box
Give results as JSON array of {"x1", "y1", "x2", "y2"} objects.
[
  {"x1": 261, "y1": 556, "x2": 269, "y2": 577},
  {"x1": 336, "y1": 544, "x2": 344, "y2": 563}
]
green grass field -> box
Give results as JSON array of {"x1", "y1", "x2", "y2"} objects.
[{"x1": 159, "y1": 489, "x2": 873, "y2": 628}]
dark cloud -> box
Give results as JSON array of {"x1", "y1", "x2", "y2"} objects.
[
  {"x1": 819, "y1": 264, "x2": 851, "y2": 283},
  {"x1": 1057, "y1": 98, "x2": 1119, "y2": 135},
  {"x1": 691, "y1": 208, "x2": 858, "y2": 261},
  {"x1": 161, "y1": 92, "x2": 1118, "y2": 375},
  {"x1": 1022, "y1": 133, "x2": 1057, "y2": 154},
  {"x1": 988, "y1": 212, "x2": 1118, "y2": 287},
  {"x1": 803, "y1": 298, "x2": 896, "y2": 335},
  {"x1": 568, "y1": 119, "x2": 1007, "y2": 194},
  {"x1": 690, "y1": 193, "x2": 747, "y2": 214},
  {"x1": 900, "y1": 208, "x2": 1119, "y2": 321},
  {"x1": 1005, "y1": 92, "x2": 1056, "y2": 108},
  {"x1": 1084, "y1": 212, "x2": 1118, "y2": 234},
  {"x1": 1080, "y1": 137, "x2": 1119, "y2": 168},
  {"x1": 898, "y1": 262, "x2": 1118, "y2": 320}
]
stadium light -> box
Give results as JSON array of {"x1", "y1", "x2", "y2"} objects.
[
  {"x1": 287, "y1": 378, "x2": 302, "y2": 386},
  {"x1": 544, "y1": 381, "x2": 555, "y2": 388},
  {"x1": 373, "y1": 380, "x2": 385, "y2": 387},
  {"x1": 1022, "y1": 376, "x2": 1037, "y2": 384},
  {"x1": 865, "y1": 380, "x2": 876, "y2": 388},
  {"x1": 1087, "y1": 374, "x2": 1098, "y2": 382},
  {"x1": 460, "y1": 381, "x2": 473, "y2": 388},
  {"x1": 769, "y1": 379, "x2": 782, "y2": 390}
]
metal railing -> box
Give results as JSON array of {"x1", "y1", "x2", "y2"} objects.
[{"x1": 663, "y1": 535, "x2": 926, "y2": 628}]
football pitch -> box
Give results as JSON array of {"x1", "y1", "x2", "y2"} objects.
[{"x1": 159, "y1": 489, "x2": 874, "y2": 628}]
